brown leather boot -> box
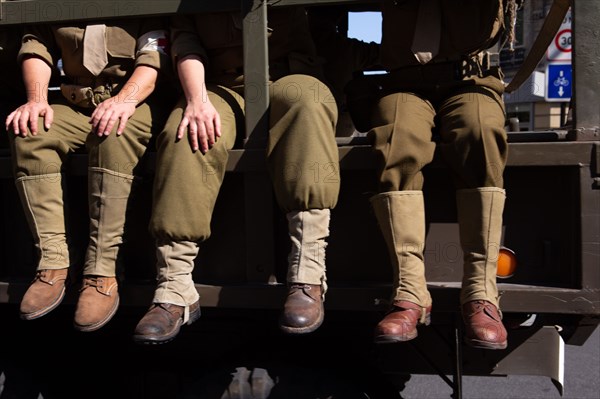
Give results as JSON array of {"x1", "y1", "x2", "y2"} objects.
[
  {"x1": 20, "y1": 268, "x2": 69, "y2": 320},
  {"x1": 133, "y1": 300, "x2": 201, "y2": 345},
  {"x1": 462, "y1": 300, "x2": 507, "y2": 350},
  {"x1": 374, "y1": 300, "x2": 432, "y2": 344},
  {"x1": 279, "y1": 284, "x2": 324, "y2": 334},
  {"x1": 73, "y1": 276, "x2": 119, "y2": 332}
]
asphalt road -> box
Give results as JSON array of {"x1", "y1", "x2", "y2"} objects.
[{"x1": 400, "y1": 326, "x2": 600, "y2": 399}]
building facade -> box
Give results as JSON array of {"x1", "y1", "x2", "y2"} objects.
[{"x1": 501, "y1": 0, "x2": 572, "y2": 131}]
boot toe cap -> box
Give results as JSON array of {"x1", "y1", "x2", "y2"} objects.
[
  {"x1": 462, "y1": 300, "x2": 508, "y2": 349},
  {"x1": 133, "y1": 303, "x2": 188, "y2": 344},
  {"x1": 279, "y1": 312, "x2": 313, "y2": 329}
]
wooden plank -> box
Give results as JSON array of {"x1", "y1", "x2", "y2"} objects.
[{"x1": 2, "y1": 281, "x2": 599, "y2": 314}]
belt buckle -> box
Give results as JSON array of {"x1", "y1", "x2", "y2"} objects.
[
  {"x1": 457, "y1": 56, "x2": 479, "y2": 80},
  {"x1": 92, "y1": 83, "x2": 115, "y2": 107}
]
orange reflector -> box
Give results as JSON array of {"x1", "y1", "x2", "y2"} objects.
[{"x1": 497, "y1": 247, "x2": 517, "y2": 278}]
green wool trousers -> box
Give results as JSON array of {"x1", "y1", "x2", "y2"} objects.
[
  {"x1": 369, "y1": 85, "x2": 508, "y2": 191},
  {"x1": 369, "y1": 83, "x2": 508, "y2": 306},
  {"x1": 150, "y1": 74, "x2": 340, "y2": 242}
]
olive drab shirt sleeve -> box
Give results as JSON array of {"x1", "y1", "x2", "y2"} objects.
[
  {"x1": 381, "y1": 0, "x2": 505, "y2": 70},
  {"x1": 17, "y1": 24, "x2": 60, "y2": 68},
  {"x1": 188, "y1": 11, "x2": 246, "y2": 83},
  {"x1": 169, "y1": 14, "x2": 208, "y2": 64},
  {"x1": 134, "y1": 18, "x2": 170, "y2": 71}
]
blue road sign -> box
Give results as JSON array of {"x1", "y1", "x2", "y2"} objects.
[{"x1": 545, "y1": 63, "x2": 572, "y2": 102}]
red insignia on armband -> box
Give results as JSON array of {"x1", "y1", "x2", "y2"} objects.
[{"x1": 137, "y1": 30, "x2": 169, "y2": 55}]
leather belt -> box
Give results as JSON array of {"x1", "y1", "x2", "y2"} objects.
[
  {"x1": 60, "y1": 82, "x2": 119, "y2": 109},
  {"x1": 389, "y1": 54, "x2": 484, "y2": 83}
]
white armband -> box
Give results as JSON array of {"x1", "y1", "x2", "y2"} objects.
[{"x1": 136, "y1": 30, "x2": 168, "y2": 54}]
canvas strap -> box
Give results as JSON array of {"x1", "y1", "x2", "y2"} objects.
[
  {"x1": 411, "y1": 0, "x2": 442, "y2": 65},
  {"x1": 505, "y1": 0, "x2": 570, "y2": 93}
]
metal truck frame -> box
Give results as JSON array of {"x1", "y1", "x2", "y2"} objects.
[{"x1": 0, "y1": 1, "x2": 598, "y2": 398}]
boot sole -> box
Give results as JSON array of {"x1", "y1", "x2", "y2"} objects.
[
  {"x1": 464, "y1": 337, "x2": 507, "y2": 350},
  {"x1": 73, "y1": 295, "x2": 120, "y2": 332},
  {"x1": 374, "y1": 330, "x2": 418, "y2": 344},
  {"x1": 133, "y1": 304, "x2": 202, "y2": 345},
  {"x1": 20, "y1": 286, "x2": 66, "y2": 321},
  {"x1": 133, "y1": 330, "x2": 179, "y2": 345}
]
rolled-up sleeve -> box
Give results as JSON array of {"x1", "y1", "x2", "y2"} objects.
[
  {"x1": 17, "y1": 25, "x2": 57, "y2": 67},
  {"x1": 170, "y1": 15, "x2": 207, "y2": 64},
  {"x1": 135, "y1": 18, "x2": 170, "y2": 70}
]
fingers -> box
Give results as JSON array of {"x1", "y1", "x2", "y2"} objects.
[
  {"x1": 188, "y1": 120, "x2": 198, "y2": 152},
  {"x1": 9, "y1": 107, "x2": 47, "y2": 138},
  {"x1": 197, "y1": 122, "x2": 209, "y2": 154},
  {"x1": 180, "y1": 105, "x2": 222, "y2": 153},
  {"x1": 116, "y1": 115, "x2": 128, "y2": 136},
  {"x1": 102, "y1": 111, "x2": 119, "y2": 136},
  {"x1": 90, "y1": 102, "x2": 133, "y2": 137},
  {"x1": 42, "y1": 107, "x2": 54, "y2": 130},
  {"x1": 89, "y1": 108, "x2": 101, "y2": 134},
  {"x1": 5, "y1": 111, "x2": 15, "y2": 133},
  {"x1": 6, "y1": 110, "x2": 19, "y2": 135},
  {"x1": 177, "y1": 116, "x2": 189, "y2": 141},
  {"x1": 11, "y1": 111, "x2": 24, "y2": 136},
  {"x1": 19, "y1": 110, "x2": 31, "y2": 136},
  {"x1": 186, "y1": 121, "x2": 212, "y2": 153},
  {"x1": 214, "y1": 113, "x2": 222, "y2": 139},
  {"x1": 90, "y1": 107, "x2": 114, "y2": 136},
  {"x1": 28, "y1": 110, "x2": 39, "y2": 136},
  {"x1": 205, "y1": 118, "x2": 215, "y2": 148}
]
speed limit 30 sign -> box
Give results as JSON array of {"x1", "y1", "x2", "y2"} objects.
[{"x1": 547, "y1": 9, "x2": 572, "y2": 62}]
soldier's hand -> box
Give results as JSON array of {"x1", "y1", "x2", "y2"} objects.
[
  {"x1": 89, "y1": 96, "x2": 137, "y2": 137},
  {"x1": 5, "y1": 101, "x2": 54, "y2": 137},
  {"x1": 177, "y1": 98, "x2": 221, "y2": 154}
]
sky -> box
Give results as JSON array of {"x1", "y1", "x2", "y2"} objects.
[{"x1": 348, "y1": 12, "x2": 382, "y2": 44}]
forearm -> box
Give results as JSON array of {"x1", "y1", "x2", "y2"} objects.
[
  {"x1": 177, "y1": 55, "x2": 207, "y2": 104},
  {"x1": 21, "y1": 56, "x2": 52, "y2": 103},
  {"x1": 115, "y1": 65, "x2": 158, "y2": 105}
]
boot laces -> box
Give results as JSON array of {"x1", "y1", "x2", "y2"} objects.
[
  {"x1": 34, "y1": 270, "x2": 47, "y2": 280},
  {"x1": 468, "y1": 300, "x2": 501, "y2": 320},
  {"x1": 81, "y1": 276, "x2": 107, "y2": 292},
  {"x1": 153, "y1": 303, "x2": 179, "y2": 316},
  {"x1": 83, "y1": 276, "x2": 98, "y2": 287},
  {"x1": 288, "y1": 284, "x2": 322, "y2": 301},
  {"x1": 290, "y1": 283, "x2": 311, "y2": 290},
  {"x1": 474, "y1": 300, "x2": 495, "y2": 312},
  {"x1": 34, "y1": 270, "x2": 57, "y2": 285}
]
